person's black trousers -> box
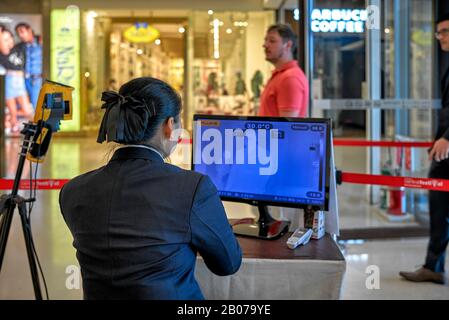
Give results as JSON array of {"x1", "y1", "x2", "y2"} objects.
[{"x1": 425, "y1": 159, "x2": 449, "y2": 273}]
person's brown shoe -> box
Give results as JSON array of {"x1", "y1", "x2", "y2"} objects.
[{"x1": 399, "y1": 267, "x2": 447, "y2": 284}]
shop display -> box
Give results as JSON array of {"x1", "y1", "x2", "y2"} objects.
[
  {"x1": 1, "y1": 14, "x2": 43, "y2": 136},
  {"x1": 109, "y1": 29, "x2": 172, "y2": 88},
  {"x1": 251, "y1": 70, "x2": 263, "y2": 99},
  {"x1": 73, "y1": 10, "x2": 272, "y2": 132},
  {"x1": 193, "y1": 60, "x2": 254, "y2": 116}
]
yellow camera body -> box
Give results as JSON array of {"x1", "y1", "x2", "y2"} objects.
[{"x1": 26, "y1": 80, "x2": 74, "y2": 163}]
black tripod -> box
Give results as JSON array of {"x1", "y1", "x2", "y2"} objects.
[{"x1": 0, "y1": 122, "x2": 44, "y2": 300}]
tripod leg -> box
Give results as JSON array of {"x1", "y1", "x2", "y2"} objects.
[
  {"x1": 0, "y1": 200, "x2": 16, "y2": 272},
  {"x1": 17, "y1": 202, "x2": 43, "y2": 300}
]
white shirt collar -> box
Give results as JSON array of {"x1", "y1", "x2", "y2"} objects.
[{"x1": 120, "y1": 144, "x2": 165, "y2": 161}]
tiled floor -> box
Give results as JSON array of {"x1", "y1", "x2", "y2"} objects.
[
  {"x1": 0, "y1": 136, "x2": 448, "y2": 299},
  {"x1": 340, "y1": 238, "x2": 449, "y2": 299}
]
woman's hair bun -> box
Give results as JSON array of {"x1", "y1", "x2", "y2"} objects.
[
  {"x1": 97, "y1": 77, "x2": 181, "y2": 145},
  {"x1": 96, "y1": 91, "x2": 156, "y2": 144}
]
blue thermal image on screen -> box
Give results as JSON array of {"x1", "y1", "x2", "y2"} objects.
[{"x1": 193, "y1": 119, "x2": 327, "y2": 206}]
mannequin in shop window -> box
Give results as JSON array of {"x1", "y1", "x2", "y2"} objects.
[
  {"x1": 206, "y1": 71, "x2": 219, "y2": 108},
  {"x1": 234, "y1": 71, "x2": 248, "y2": 114},
  {"x1": 251, "y1": 70, "x2": 264, "y2": 115},
  {"x1": 59, "y1": 77, "x2": 242, "y2": 299},
  {"x1": 234, "y1": 71, "x2": 247, "y2": 96},
  {"x1": 251, "y1": 70, "x2": 263, "y2": 99}
]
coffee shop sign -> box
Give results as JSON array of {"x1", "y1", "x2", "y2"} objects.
[{"x1": 311, "y1": 9, "x2": 368, "y2": 33}]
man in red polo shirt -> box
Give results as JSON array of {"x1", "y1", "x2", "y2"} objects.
[{"x1": 259, "y1": 24, "x2": 309, "y2": 118}]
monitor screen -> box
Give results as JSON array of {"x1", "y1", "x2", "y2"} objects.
[{"x1": 192, "y1": 115, "x2": 331, "y2": 211}]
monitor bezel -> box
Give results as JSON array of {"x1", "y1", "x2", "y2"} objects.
[{"x1": 191, "y1": 114, "x2": 332, "y2": 212}]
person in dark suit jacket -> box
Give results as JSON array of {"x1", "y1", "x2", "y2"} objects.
[
  {"x1": 400, "y1": 13, "x2": 449, "y2": 285},
  {"x1": 59, "y1": 77, "x2": 242, "y2": 299}
]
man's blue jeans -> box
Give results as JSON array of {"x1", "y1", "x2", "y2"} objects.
[
  {"x1": 25, "y1": 77, "x2": 42, "y2": 109},
  {"x1": 425, "y1": 159, "x2": 449, "y2": 273}
]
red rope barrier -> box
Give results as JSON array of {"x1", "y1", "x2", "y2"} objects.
[
  {"x1": 0, "y1": 179, "x2": 69, "y2": 190},
  {"x1": 342, "y1": 172, "x2": 449, "y2": 192},
  {"x1": 332, "y1": 139, "x2": 433, "y2": 148},
  {"x1": 1, "y1": 174, "x2": 448, "y2": 191}
]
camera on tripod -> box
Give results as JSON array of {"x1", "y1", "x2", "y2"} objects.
[
  {"x1": 0, "y1": 80, "x2": 74, "y2": 300},
  {"x1": 27, "y1": 80, "x2": 74, "y2": 162}
]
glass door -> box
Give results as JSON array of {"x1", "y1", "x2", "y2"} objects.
[{"x1": 301, "y1": 0, "x2": 437, "y2": 238}]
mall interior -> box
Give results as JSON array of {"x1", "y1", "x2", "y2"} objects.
[{"x1": 0, "y1": 0, "x2": 449, "y2": 300}]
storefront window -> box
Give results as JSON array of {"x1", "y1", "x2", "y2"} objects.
[
  {"x1": 190, "y1": 11, "x2": 274, "y2": 117},
  {"x1": 80, "y1": 12, "x2": 187, "y2": 132},
  {"x1": 78, "y1": 10, "x2": 274, "y2": 133},
  {"x1": 312, "y1": 0, "x2": 368, "y2": 133},
  {"x1": 109, "y1": 23, "x2": 183, "y2": 90},
  {"x1": 409, "y1": 0, "x2": 435, "y2": 140},
  {"x1": 381, "y1": 0, "x2": 435, "y2": 139}
]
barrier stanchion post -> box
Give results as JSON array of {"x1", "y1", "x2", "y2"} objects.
[
  {"x1": 379, "y1": 149, "x2": 393, "y2": 211},
  {"x1": 388, "y1": 145, "x2": 406, "y2": 216}
]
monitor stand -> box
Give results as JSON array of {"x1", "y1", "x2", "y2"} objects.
[{"x1": 232, "y1": 204, "x2": 290, "y2": 240}]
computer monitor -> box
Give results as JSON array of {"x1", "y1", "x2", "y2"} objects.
[{"x1": 192, "y1": 115, "x2": 331, "y2": 240}]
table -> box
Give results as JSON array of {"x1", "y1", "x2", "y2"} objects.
[{"x1": 195, "y1": 232, "x2": 346, "y2": 300}]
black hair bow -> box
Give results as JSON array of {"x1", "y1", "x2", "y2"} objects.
[{"x1": 97, "y1": 91, "x2": 156, "y2": 144}]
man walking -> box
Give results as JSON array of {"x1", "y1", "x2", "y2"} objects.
[
  {"x1": 399, "y1": 13, "x2": 449, "y2": 285},
  {"x1": 259, "y1": 24, "x2": 309, "y2": 118}
]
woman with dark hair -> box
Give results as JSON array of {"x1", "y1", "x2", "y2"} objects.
[{"x1": 59, "y1": 77, "x2": 242, "y2": 300}]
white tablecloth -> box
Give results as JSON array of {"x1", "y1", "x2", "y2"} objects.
[
  {"x1": 195, "y1": 256, "x2": 346, "y2": 300},
  {"x1": 194, "y1": 203, "x2": 345, "y2": 300}
]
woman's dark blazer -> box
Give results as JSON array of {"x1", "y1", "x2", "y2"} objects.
[{"x1": 59, "y1": 146, "x2": 242, "y2": 300}]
